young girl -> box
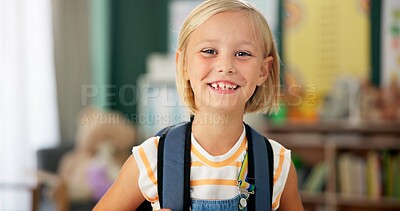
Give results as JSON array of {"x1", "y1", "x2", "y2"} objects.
[{"x1": 94, "y1": 0, "x2": 304, "y2": 210}]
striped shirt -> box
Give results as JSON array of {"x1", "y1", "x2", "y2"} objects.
[{"x1": 132, "y1": 126, "x2": 291, "y2": 210}]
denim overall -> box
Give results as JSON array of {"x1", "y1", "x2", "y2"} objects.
[{"x1": 190, "y1": 194, "x2": 248, "y2": 211}]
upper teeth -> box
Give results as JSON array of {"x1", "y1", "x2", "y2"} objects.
[{"x1": 210, "y1": 82, "x2": 238, "y2": 90}]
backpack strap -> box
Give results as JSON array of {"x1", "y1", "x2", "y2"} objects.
[
  {"x1": 156, "y1": 126, "x2": 170, "y2": 207},
  {"x1": 245, "y1": 123, "x2": 273, "y2": 211},
  {"x1": 149, "y1": 122, "x2": 273, "y2": 211},
  {"x1": 157, "y1": 121, "x2": 192, "y2": 211},
  {"x1": 266, "y1": 136, "x2": 274, "y2": 203}
]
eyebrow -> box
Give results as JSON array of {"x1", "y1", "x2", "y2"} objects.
[
  {"x1": 195, "y1": 40, "x2": 257, "y2": 49},
  {"x1": 195, "y1": 40, "x2": 218, "y2": 46}
]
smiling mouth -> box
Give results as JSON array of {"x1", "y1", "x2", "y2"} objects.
[{"x1": 208, "y1": 82, "x2": 239, "y2": 90}]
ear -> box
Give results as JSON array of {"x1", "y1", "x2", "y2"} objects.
[
  {"x1": 257, "y1": 56, "x2": 273, "y2": 86},
  {"x1": 175, "y1": 50, "x2": 181, "y2": 65},
  {"x1": 176, "y1": 50, "x2": 189, "y2": 80}
]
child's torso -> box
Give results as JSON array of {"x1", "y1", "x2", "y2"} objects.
[
  {"x1": 132, "y1": 125, "x2": 291, "y2": 210},
  {"x1": 189, "y1": 131, "x2": 247, "y2": 200}
]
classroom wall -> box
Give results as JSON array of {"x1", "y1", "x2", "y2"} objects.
[{"x1": 109, "y1": 0, "x2": 168, "y2": 122}]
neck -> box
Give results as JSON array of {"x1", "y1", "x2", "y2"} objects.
[{"x1": 191, "y1": 111, "x2": 244, "y2": 156}]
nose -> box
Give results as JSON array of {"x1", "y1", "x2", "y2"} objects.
[{"x1": 217, "y1": 54, "x2": 235, "y2": 74}]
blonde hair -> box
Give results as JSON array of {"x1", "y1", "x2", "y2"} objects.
[{"x1": 176, "y1": 0, "x2": 280, "y2": 114}]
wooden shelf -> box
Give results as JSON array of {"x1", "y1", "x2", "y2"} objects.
[
  {"x1": 300, "y1": 191, "x2": 326, "y2": 204},
  {"x1": 265, "y1": 121, "x2": 400, "y2": 211},
  {"x1": 335, "y1": 195, "x2": 400, "y2": 208},
  {"x1": 265, "y1": 121, "x2": 400, "y2": 135}
]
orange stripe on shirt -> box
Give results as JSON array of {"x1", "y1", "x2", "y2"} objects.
[
  {"x1": 138, "y1": 146, "x2": 158, "y2": 186},
  {"x1": 154, "y1": 137, "x2": 159, "y2": 148},
  {"x1": 191, "y1": 161, "x2": 204, "y2": 167},
  {"x1": 190, "y1": 179, "x2": 238, "y2": 186},
  {"x1": 272, "y1": 190, "x2": 283, "y2": 209},
  {"x1": 191, "y1": 137, "x2": 247, "y2": 168},
  {"x1": 273, "y1": 147, "x2": 285, "y2": 184},
  {"x1": 191, "y1": 161, "x2": 242, "y2": 167}
]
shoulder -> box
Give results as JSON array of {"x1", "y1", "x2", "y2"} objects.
[
  {"x1": 266, "y1": 138, "x2": 292, "y2": 210},
  {"x1": 131, "y1": 137, "x2": 161, "y2": 207},
  {"x1": 266, "y1": 138, "x2": 291, "y2": 177},
  {"x1": 267, "y1": 139, "x2": 291, "y2": 159},
  {"x1": 132, "y1": 136, "x2": 160, "y2": 164}
]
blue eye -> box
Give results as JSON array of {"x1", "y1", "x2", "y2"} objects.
[
  {"x1": 201, "y1": 49, "x2": 217, "y2": 55},
  {"x1": 236, "y1": 51, "x2": 251, "y2": 57}
]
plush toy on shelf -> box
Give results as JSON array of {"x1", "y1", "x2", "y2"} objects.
[{"x1": 58, "y1": 106, "x2": 137, "y2": 203}]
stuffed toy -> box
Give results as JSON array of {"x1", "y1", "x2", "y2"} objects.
[{"x1": 58, "y1": 107, "x2": 136, "y2": 203}]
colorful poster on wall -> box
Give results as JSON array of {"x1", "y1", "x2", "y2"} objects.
[
  {"x1": 381, "y1": 0, "x2": 400, "y2": 87},
  {"x1": 283, "y1": 0, "x2": 370, "y2": 121}
]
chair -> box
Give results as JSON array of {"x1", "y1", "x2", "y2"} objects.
[
  {"x1": 34, "y1": 144, "x2": 73, "y2": 211},
  {"x1": 34, "y1": 144, "x2": 97, "y2": 211}
]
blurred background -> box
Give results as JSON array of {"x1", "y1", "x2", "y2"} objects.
[{"x1": 1, "y1": 0, "x2": 399, "y2": 210}]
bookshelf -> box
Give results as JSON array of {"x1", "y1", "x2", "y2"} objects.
[{"x1": 264, "y1": 121, "x2": 400, "y2": 211}]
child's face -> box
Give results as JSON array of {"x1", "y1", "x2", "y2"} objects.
[{"x1": 183, "y1": 11, "x2": 272, "y2": 114}]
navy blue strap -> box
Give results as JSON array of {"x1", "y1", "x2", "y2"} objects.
[
  {"x1": 160, "y1": 122, "x2": 191, "y2": 211},
  {"x1": 245, "y1": 124, "x2": 273, "y2": 211},
  {"x1": 266, "y1": 135, "x2": 274, "y2": 204}
]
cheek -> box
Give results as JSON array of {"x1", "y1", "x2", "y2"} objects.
[
  {"x1": 239, "y1": 63, "x2": 262, "y2": 81},
  {"x1": 193, "y1": 55, "x2": 210, "y2": 68},
  {"x1": 188, "y1": 56, "x2": 211, "y2": 78}
]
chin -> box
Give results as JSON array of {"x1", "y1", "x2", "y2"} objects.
[{"x1": 209, "y1": 103, "x2": 244, "y2": 114}]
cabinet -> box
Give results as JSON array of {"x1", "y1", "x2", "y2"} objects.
[{"x1": 264, "y1": 122, "x2": 400, "y2": 211}]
